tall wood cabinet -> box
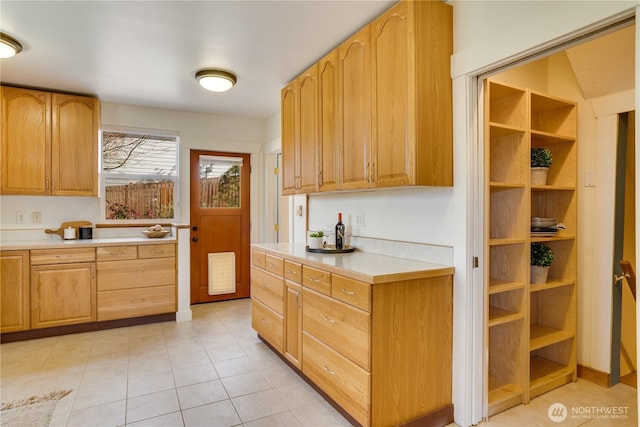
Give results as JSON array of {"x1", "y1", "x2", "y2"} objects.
[
  {"x1": 1, "y1": 86, "x2": 99, "y2": 196},
  {"x1": 484, "y1": 80, "x2": 577, "y2": 415},
  {"x1": 281, "y1": 0, "x2": 453, "y2": 194}
]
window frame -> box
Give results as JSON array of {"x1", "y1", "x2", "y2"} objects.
[{"x1": 100, "y1": 125, "x2": 179, "y2": 224}]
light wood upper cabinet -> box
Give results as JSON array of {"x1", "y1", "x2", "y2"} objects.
[
  {"x1": 339, "y1": 26, "x2": 372, "y2": 191},
  {"x1": 281, "y1": 65, "x2": 319, "y2": 195},
  {"x1": 280, "y1": 0, "x2": 453, "y2": 193},
  {"x1": 0, "y1": 86, "x2": 99, "y2": 196},
  {"x1": 0, "y1": 251, "x2": 30, "y2": 333},
  {"x1": 51, "y1": 93, "x2": 99, "y2": 196},
  {"x1": 281, "y1": 81, "x2": 297, "y2": 195},
  {"x1": 371, "y1": 0, "x2": 453, "y2": 187},
  {"x1": 297, "y1": 65, "x2": 319, "y2": 194},
  {"x1": 318, "y1": 50, "x2": 340, "y2": 192},
  {"x1": 1, "y1": 87, "x2": 51, "y2": 195}
]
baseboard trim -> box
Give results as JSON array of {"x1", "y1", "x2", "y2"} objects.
[{"x1": 577, "y1": 364, "x2": 610, "y2": 388}]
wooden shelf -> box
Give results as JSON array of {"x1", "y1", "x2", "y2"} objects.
[
  {"x1": 489, "y1": 306, "x2": 525, "y2": 327},
  {"x1": 529, "y1": 355, "x2": 574, "y2": 393},
  {"x1": 530, "y1": 279, "x2": 575, "y2": 293},
  {"x1": 489, "y1": 238, "x2": 526, "y2": 246},
  {"x1": 490, "y1": 182, "x2": 526, "y2": 190},
  {"x1": 531, "y1": 185, "x2": 575, "y2": 191},
  {"x1": 488, "y1": 375, "x2": 525, "y2": 410},
  {"x1": 530, "y1": 130, "x2": 575, "y2": 145},
  {"x1": 530, "y1": 234, "x2": 575, "y2": 243},
  {"x1": 489, "y1": 279, "x2": 525, "y2": 295},
  {"x1": 490, "y1": 122, "x2": 526, "y2": 137},
  {"x1": 530, "y1": 324, "x2": 574, "y2": 350}
]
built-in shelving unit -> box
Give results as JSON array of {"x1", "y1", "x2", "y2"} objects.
[{"x1": 485, "y1": 80, "x2": 577, "y2": 416}]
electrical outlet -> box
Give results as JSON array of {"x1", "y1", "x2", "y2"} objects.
[
  {"x1": 32, "y1": 211, "x2": 42, "y2": 224},
  {"x1": 16, "y1": 211, "x2": 25, "y2": 224},
  {"x1": 355, "y1": 212, "x2": 365, "y2": 227}
]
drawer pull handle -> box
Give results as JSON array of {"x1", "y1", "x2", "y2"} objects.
[
  {"x1": 340, "y1": 288, "x2": 356, "y2": 295},
  {"x1": 109, "y1": 251, "x2": 125, "y2": 256},
  {"x1": 261, "y1": 317, "x2": 270, "y2": 325},
  {"x1": 151, "y1": 250, "x2": 165, "y2": 255},
  {"x1": 269, "y1": 262, "x2": 277, "y2": 267},
  {"x1": 310, "y1": 277, "x2": 321, "y2": 283},
  {"x1": 323, "y1": 315, "x2": 336, "y2": 324},
  {"x1": 260, "y1": 283, "x2": 267, "y2": 288},
  {"x1": 323, "y1": 365, "x2": 336, "y2": 376},
  {"x1": 131, "y1": 298, "x2": 145, "y2": 303},
  {"x1": 287, "y1": 269, "x2": 297, "y2": 275}
]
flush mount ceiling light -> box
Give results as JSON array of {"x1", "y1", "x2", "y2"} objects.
[
  {"x1": 0, "y1": 32, "x2": 23, "y2": 58},
  {"x1": 195, "y1": 69, "x2": 237, "y2": 92}
]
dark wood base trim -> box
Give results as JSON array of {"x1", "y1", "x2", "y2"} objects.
[
  {"x1": 1, "y1": 313, "x2": 176, "y2": 343},
  {"x1": 577, "y1": 364, "x2": 610, "y2": 388},
  {"x1": 257, "y1": 335, "x2": 454, "y2": 427}
]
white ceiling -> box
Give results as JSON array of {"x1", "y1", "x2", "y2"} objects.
[
  {"x1": 0, "y1": 2, "x2": 634, "y2": 121},
  {"x1": 0, "y1": 0, "x2": 395, "y2": 120}
]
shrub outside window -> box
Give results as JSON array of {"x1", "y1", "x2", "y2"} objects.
[{"x1": 101, "y1": 128, "x2": 178, "y2": 221}]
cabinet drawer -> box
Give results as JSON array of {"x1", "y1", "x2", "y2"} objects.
[
  {"x1": 252, "y1": 299, "x2": 284, "y2": 353},
  {"x1": 303, "y1": 332, "x2": 370, "y2": 426},
  {"x1": 97, "y1": 258, "x2": 176, "y2": 291},
  {"x1": 30, "y1": 247, "x2": 95, "y2": 265},
  {"x1": 251, "y1": 266, "x2": 284, "y2": 314},
  {"x1": 303, "y1": 265, "x2": 331, "y2": 295},
  {"x1": 331, "y1": 274, "x2": 371, "y2": 312},
  {"x1": 303, "y1": 288, "x2": 370, "y2": 370},
  {"x1": 96, "y1": 245, "x2": 137, "y2": 261},
  {"x1": 138, "y1": 243, "x2": 175, "y2": 259},
  {"x1": 98, "y1": 285, "x2": 175, "y2": 321},
  {"x1": 265, "y1": 254, "x2": 284, "y2": 276},
  {"x1": 284, "y1": 260, "x2": 302, "y2": 284},
  {"x1": 252, "y1": 249, "x2": 266, "y2": 269}
]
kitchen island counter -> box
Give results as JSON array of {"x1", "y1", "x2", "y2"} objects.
[{"x1": 252, "y1": 242, "x2": 453, "y2": 284}]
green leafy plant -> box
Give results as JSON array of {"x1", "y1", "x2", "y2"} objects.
[
  {"x1": 531, "y1": 147, "x2": 553, "y2": 168},
  {"x1": 309, "y1": 231, "x2": 324, "y2": 238},
  {"x1": 531, "y1": 242, "x2": 554, "y2": 267}
]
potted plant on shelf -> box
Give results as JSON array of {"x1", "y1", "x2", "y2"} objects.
[
  {"x1": 531, "y1": 147, "x2": 553, "y2": 185},
  {"x1": 308, "y1": 231, "x2": 325, "y2": 249},
  {"x1": 531, "y1": 242, "x2": 554, "y2": 284}
]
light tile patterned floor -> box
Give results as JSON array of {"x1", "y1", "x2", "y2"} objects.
[{"x1": 1, "y1": 298, "x2": 637, "y2": 427}]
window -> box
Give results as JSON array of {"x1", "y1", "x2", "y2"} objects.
[
  {"x1": 101, "y1": 128, "x2": 178, "y2": 221},
  {"x1": 198, "y1": 155, "x2": 243, "y2": 208}
]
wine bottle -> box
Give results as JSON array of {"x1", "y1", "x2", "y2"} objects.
[{"x1": 335, "y1": 212, "x2": 345, "y2": 250}]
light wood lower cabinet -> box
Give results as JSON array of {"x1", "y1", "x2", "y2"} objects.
[
  {"x1": 97, "y1": 243, "x2": 176, "y2": 321},
  {"x1": 30, "y1": 247, "x2": 97, "y2": 329},
  {"x1": 251, "y1": 248, "x2": 453, "y2": 427},
  {"x1": 0, "y1": 251, "x2": 30, "y2": 332}
]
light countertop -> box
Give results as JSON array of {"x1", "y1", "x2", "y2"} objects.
[
  {"x1": 1, "y1": 236, "x2": 176, "y2": 251},
  {"x1": 252, "y1": 242, "x2": 454, "y2": 284}
]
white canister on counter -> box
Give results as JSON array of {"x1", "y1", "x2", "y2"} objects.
[{"x1": 63, "y1": 226, "x2": 76, "y2": 240}]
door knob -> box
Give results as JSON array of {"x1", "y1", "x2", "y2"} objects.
[{"x1": 192, "y1": 237, "x2": 198, "y2": 242}]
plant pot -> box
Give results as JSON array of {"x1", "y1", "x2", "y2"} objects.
[
  {"x1": 531, "y1": 167, "x2": 549, "y2": 185},
  {"x1": 531, "y1": 265, "x2": 550, "y2": 284},
  {"x1": 308, "y1": 236, "x2": 324, "y2": 249}
]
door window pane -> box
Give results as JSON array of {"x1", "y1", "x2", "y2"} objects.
[{"x1": 199, "y1": 155, "x2": 242, "y2": 208}]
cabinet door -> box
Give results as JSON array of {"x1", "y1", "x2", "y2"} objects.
[
  {"x1": 51, "y1": 93, "x2": 99, "y2": 196},
  {"x1": 285, "y1": 281, "x2": 302, "y2": 369},
  {"x1": 339, "y1": 26, "x2": 372, "y2": 190},
  {"x1": 297, "y1": 65, "x2": 318, "y2": 193},
  {"x1": 1, "y1": 86, "x2": 51, "y2": 195},
  {"x1": 0, "y1": 251, "x2": 30, "y2": 332},
  {"x1": 281, "y1": 81, "x2": 298, "y2": 195},
  {"x1": 371, "y1": 1, "x2": 412, "y2": 188},
  {"x1": 31, "y1": 263, "x2": 96, "y2": 328},
  {"x1": 318, "y1": 50, "x2": 340, "y2": 192}
]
